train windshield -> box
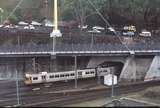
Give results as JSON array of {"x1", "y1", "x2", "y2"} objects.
[{"x1": 25, "y1": 76, "x2": 31, "y2": 81}]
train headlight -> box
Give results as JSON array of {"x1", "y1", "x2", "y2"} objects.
[{"x1": 26, "y1": 74, "x2": 30, "y2": 78}]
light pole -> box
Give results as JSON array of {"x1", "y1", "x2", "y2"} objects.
[
  {"x1": 111, "y1": 67, "x2": 114, "y2": 98},
  {"x1": 44, "y1": 0, "x2": 49, "y2": 20},
  {"x1": 15, "y1": 69, "x2": 20, "y2": 106},
  {"x1": 32, "y1": 58, "x2": 36, "y2": 73},
  {"x1": 50, "y1": 0, "x2": 62, "y2": 56},
  {"x1": 97, "y1": 66, "x2": 101, "y2": 85},
  {"x1": 0, "y1": 8, "x2": 4, "y2": 24},
  {"x1": 74, "y1": 56, "x2": 78, "y2": 88}
]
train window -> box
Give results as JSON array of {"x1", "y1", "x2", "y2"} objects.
[
  {"x1": 86, "y1": 72, "x2": 89, "y2": 74},
  {"x1": 60, "y1": 74, "x2": 65, "y2": 77},
  {"x1": 65, "y1": 74, "x2": 70, "y2": 77},
  {"x1": 33, "y1": 77, "x2": 38, "y2": 80},
  {"x1": 91, "y1": 71, "x2": 95, "y2": 74},
  {"x1": 70, "y1": 73, "x2": 75, "y2": 76},
  {"x1": 49, "y1": 75, "x2": 55, "y2": 78},
  {"x1": 55, "y1": 75, "x2": 59, "y2": 78}
]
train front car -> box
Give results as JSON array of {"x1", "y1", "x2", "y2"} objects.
[{"x1": 24, "y1": 73, "x2": 32, "y2": 85}]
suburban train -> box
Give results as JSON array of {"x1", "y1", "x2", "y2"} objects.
[{"x1": 24, "y1": 67, "x2": 115, "y2": 85}]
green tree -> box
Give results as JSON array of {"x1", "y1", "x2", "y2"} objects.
[{"x1": 59, "y1": 0, "x2": 106, "y2": 27}]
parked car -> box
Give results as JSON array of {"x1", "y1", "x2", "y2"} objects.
[
  {"x1": 18, "y1": 21, "x2": 28, "y2": 26},
  {"x1": 139, "y1": 30, "x2": 151, "y2": 37},
  {"x1": 122, "y1": 30, "x2": 135, "y2": 36},
  {"x1": 24, "y1": 25, "x2": 35, "y2": 30},
  {"x1": 105, "y1": 27, "x2": 116, "y2": 35},
  {"x1": 4, "y1": 24, "x2": 14, "y2": 29},
  {"x1": 92, "y1": 26, "x2": 105, "y2": 30},
  {"x1": 0, "y1": 24, "x2": 3, "y2": 28},
  {"x1": 123, "y1": 25, "x2": 136, "y2": 32},
  {"x1": 88, "y1": 29, "x2": 101, "y2": 33},
  {"x1": 29, "y1": 25, "x2": 35, "y2": 29},
  {"x1": 122, "y1": 25, "x2": 136, "y2": 36}
]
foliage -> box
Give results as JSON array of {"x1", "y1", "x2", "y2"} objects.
[
  {"x1": 59, "y1": 0, "x2": 106, "y2": 26},
  {"x1": 0, "y1": 0, "x2": 160, "y2": 30}
]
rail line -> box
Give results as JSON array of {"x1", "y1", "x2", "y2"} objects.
[{"x1": 0, "y1": 79, "x2": 160, "y2": 107}]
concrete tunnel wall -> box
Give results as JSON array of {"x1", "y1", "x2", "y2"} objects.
[
  {"x1": 87, "y1": 56, "x2": 153, "y2": 82},
  {"x1": 145, "y1": 56, "x2": 160, "y2": 81}
]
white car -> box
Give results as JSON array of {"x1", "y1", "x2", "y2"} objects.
[
  {"x1": 4, "y1": 25, "x2": 14, "y2": 28},
  {"x1": 108, "y1": 27, "x2": 115, "y2": 32},
  {"x1": 122, "y1": 31, "x2": 135, "y2": 36},
  {"x1": 0, "y1": 24, "x2": 3, "y2": 28},
  {"x1": 18, "y1": 21, "x2": 28, "y2": 25},
  {"x1": 24, "y1": 26, "x2": 29, "y2": 29},
  {"x1": 88, "y1": 29, "x2": 101, "y2": 33},
  {"x1": 31, "y1": 21, "x2": 42, "y2": 26},
  {"x1": 29, "y1": 25, "x2": 35, "y2": 29},
  {"x1": 78, "y1": 25, "x2": 88, "y2": 29},
  {"x1": 139, "y1": 31, "x2": 151, "y2": 37},
  {"x1": 24, "y1": 25, "x2": 35, "y2": 30},
  {"x1": 92, "y1": 26, "x2": 105, "y2": 30}
]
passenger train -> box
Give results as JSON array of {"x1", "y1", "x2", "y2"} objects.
[{"x1": 24, "y1": 67, "x2": 115, "y2": 85}]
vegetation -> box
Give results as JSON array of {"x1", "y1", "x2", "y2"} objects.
[
  {"x1": 0, "y1": 0, "x2": 160, "y2": 30},
  {"x1": 59, "y1": 0, "x2": 160, "y2": 30}
]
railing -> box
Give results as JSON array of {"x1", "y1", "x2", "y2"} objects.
[{"x1": 0, "y1": 42, "x2": 159, "y2": 55}]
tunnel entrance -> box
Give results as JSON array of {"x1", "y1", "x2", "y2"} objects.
[{"x1": 98, "y1": 61, "x2": 124, "y2": 79}]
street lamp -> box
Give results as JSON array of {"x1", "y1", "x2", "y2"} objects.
[
  {"x1": 15, "y1": 69, "x2": 20, "y2": 106},
  {"x1": 0, "y1": 8, "x2": 4, "y2": 24},
  {"x1": 97, "y1": 66, "x2": 101, "y2": 85},
  {"x1": 50, "y1": 0, "x2": 62, "y2": 56},
  {"x1": 74, "y1": 56, "x2": 78, "y2": 88},
  {"x1": 111, "y1": 68, "x2": 114, "y2": 98}
]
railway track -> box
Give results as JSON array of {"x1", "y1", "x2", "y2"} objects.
[
  {"x1": 23, "y1": 80, "x2": 160, "y2": 107},
  {"x1": 0, "y1": 78, "x2": 96, "y2": 99},
  {"x1": 0, "y1": 78, "x2": 160, "y2": 107}
]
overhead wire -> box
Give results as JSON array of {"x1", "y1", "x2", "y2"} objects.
[
  {"x1": 4, "y1": 0, "x2": 24, "y2": 23},
  {"x1": 87, "y1": 0, "x2": 134, "y2": 54}
]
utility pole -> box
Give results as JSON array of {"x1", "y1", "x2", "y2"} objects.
[
  {"x1": 97, "y1": 66, "x2": 101, "y2": 85},
  {"x1": 15, "y1": 69, "x2": 20, "y2": 106},
  {"x1": 91, "y1": 33, "x2": 94, "y2": 50},
  {"x1": 32, "y1": 58, "x2": 36, "y2": 73},
  {"x1": 111, "y1": 68, "x2": 114, "y2": 97},
  {"x1": 74, "y1": 56, "x2": 78, "y2": 88},
  {"x1": 0, "y1": 8, "x2": 3, "y2": 24},
  {"x1": 44, "y1": 0, "x2": 49, "y2": 20}
]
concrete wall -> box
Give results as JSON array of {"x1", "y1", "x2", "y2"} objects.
[
  {"x1": 119, "y1": 57, "x2": 136, "y2": 82},
  {"x1": 87, "y1": 56, "x2": 153, "y2": 82},
  {"x1": 119, "y1": 57, "x2": 152, "y2": 82},
  {"x1": 145, "y1": 56, "x2": 160, "y2": 81},
  {"x1": 0, "y1": 58, "x2": 32, "y2": 80}
]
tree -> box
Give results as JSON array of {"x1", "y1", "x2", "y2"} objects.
[{"x1": 59, "y1": 0, "x2": 106, "y2": 27}]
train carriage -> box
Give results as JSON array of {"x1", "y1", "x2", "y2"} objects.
[{"x1": 24, "y1": 67, "x2": 114, "y2": 85}]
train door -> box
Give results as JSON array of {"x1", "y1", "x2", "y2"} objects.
[
  {"x1": 41, "y1": 72, "x2": 47, "y2": 83},
  {"x1": 41, "y1": 75, "x2": 46, "y2": 82},
  {"x1": 78, "y1": 71, "x2": 83, "y2": 78}
]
